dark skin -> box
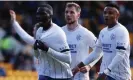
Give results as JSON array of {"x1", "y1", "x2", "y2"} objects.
[
  {"x1": 96, "y1": 73, "x2": 107, "y2": 80},
  {"x1": 72, "y1": 6, "x2": 120, "y2": 78},
  {"x1": 103, "y1": 7, "x2": 120, "y2": 28},
  {"x1": 96, "y1": 7, "x2": 120, "y2": 80},
  {"x1": 34, "y1": 6, "x2": 53, "y2": 51},
  {"x1": 10, "y1": 7, "x2": 51, "y2": 52},
  {"x1": 36, "y1": 7, "x2": 52, "y2": 30}
]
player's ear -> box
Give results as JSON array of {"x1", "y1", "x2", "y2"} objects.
[
  {"x1": 77, "y1": 13, "x2": 80, "y2": 19},
  {"x1": 116, "y1": 11, "x2": 120, "y2": 19}
]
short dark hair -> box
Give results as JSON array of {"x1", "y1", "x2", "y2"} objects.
[
  {"x1": 38, "y1": 4, "x2": 53, "y2": 15},
  {"x1": 66, "y1": 2, "x2": 81, "y2": 13},
  {"x1": 105, "y1": 3, "x2": 120, "y2": 11}
]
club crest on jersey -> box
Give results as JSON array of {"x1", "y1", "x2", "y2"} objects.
[
  {"x1": 110, "y1": 34, "x2": 115, "y2": 40},
  {"x1": 102, "y1": 34, "x2": 104, "y2": 38},
  {"x1": 76, "y1": 34, "x2": 81, "y2": 41}
]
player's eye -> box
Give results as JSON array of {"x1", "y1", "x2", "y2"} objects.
[
  {"x1": 65, "y1": 11, "x2": 68, "y2": 14},
  {"x1": 108, "y1": 11, "x2": 113, "y2": 15},
  {"x1": 70, "y1": 11, "x2": 74, "y2": 14},
  {"x1": 37, "y1": 11, "x2": 47, "y2": 15},
  {"x1": 103, "y1": 11, "x2": 107, "y2": 15}
]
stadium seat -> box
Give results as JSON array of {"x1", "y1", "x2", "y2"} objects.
[
  {"x1": 131, "y1": 68, "x2": 133, "y2": 79},
  {"x1": 129, "y1": 33, "x2": 133, "y2": 46}
]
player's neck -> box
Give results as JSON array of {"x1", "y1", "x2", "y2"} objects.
[
  {"x1": 108, "y1": 22, "x2": 117, "y2": 28},
  {"x1": 42, "y1": 21, "x2": 52, "y2": 31},
  {"x1": 67, "y1": 21, "x2": 79, "y2": 31}
]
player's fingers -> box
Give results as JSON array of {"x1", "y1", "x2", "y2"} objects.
[
  {"x1": 80, "y1": 67, "x2": 85, "y2": 70},
  {"x1": 34, "y1": 40, "x2": 38, "y2": 50},
  {"x1": 80, "y1": 70, "x2": 86, "y2": 73},
  {"x1": 37, "y1": 40, "x2": 43, "y2": 45},
  {"x1": 35, "y1": 40, "x2": 39, "y2": 45},
  {"x1": 9, "y1": 10, "x2": 14, "y2": 14},
  {"x1": 80, "y1": 68, "x2": 87, "y2": 73},
  {"x1": 9, "y1": 10, "x2": 16, "y2": 20}
]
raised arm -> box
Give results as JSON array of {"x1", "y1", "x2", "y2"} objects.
[{"x1": 10, "y1": 10, "x2": 35, "y2": 45}]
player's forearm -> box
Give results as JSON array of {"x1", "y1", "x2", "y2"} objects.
[
  {"x1": 108, "y1": 50, "x2": 126, "y2": 70},
  {"x1": 83, "y1": 46, "x2": 103, "y2": 65},
  {"x1": 12, "y1": 21, "x2": 35, "y2": 45},
  {"x1": 47, "y1": 48, "x2": 71, "y2": 64},
  {"x1": 89, "y1": 52, "x2": 103, "y2": 67}
]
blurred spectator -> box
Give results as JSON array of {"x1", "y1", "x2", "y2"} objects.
[
  {"x1": 13, "y1": 50, "x2": 35, "y2": 71},
  {"x1": 0, "y1": 67, "x2": 6, "y2": 76}
]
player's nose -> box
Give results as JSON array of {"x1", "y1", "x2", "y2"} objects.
[
  {"x1": 66, "y1": 12, "x2": 71, "y2": 16},
  {"x1": 104, "y1": 13, "x2": 109, "y2": 17}
]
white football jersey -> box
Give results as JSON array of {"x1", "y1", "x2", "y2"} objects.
[
  {"x1": 97, "y1": 23, "x2": 131, "y2": 80},
  {"x1": 12, "y1": 21, "x2": 73, "y2": 79},
  {"x1": 34, "y1": 23, "x2": 73, "y2": 78},
  {"x1": 62, "y1": 24, "x2": 97, "y2": 80}
]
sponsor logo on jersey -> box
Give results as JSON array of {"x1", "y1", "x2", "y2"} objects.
[
  {"x1": 102, "y1": 34, "x2": 104, "y2": 38},
  {"x1": 69, "y1": 44, "x2": 77, "y2": 53},
  {"x1": 117, "y1": 42, "x2": 125, "y2": 46},
  {"x1": 102, "y1": 43, "x2": 112, "y2": 53}
]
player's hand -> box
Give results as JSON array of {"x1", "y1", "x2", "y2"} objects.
[
  {"x1": 97, "y1": 73, "x2": 107, "y2": 80},
  {"x1": 34, "y1": 40, "x2": 38, "y2": 50},
  {"x1": 80, "y1": 65, "x2": 91, "y2": 73},
  {"x1": 9, "y1": 10, "x2": 16, "y2": 21},
  {"x1": 72, "y1": 66, "x2": 80, "y2": 76},
  {"x1": 34, "y1": 40, "x2": 49, "y2": 52}
]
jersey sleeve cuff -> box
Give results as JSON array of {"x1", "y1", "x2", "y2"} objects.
[
  {"x1": 47, "y1": 48, "x2": 52, "y2": 54},
  {"x1": 104, "y1": 68, "x2": 111, "y2": 75},
  {"x1": 82, "y1": 59, "x2": 89, "y2": 65}
]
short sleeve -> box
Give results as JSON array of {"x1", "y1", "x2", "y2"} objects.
[{"x1": 85, "y1": 30, "x2": 97, "y2": 48}]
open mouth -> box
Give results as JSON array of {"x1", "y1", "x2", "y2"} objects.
[
  {"x1": 105, "y1": 18, "x2": 109, "y2": 21},
  {"x1": 67, "y1": 17, "x2": 71, "y2": 20}
]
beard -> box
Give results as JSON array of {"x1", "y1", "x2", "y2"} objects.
[{"x1": 66, "y1": 20, "x2": 76, "y2": 25}]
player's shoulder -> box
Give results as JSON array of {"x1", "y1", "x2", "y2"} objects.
[
  {"x1": 98, "y1": 27, "x2": 108, "y2": 36},
  {"x1": 116, "y1": 23, "x2": 129, "y2": 33},
  {"x1": 79, "y1": 25, "x2": 96, "y2": 38},
  {"x1": 101, "y1": 26, "x2": 108, "y2": 32},
  {"x1": 36, "y1": 27, "x2": 43, "y2": 34},
  {"x1": 79, "y1": 25, "x2": 93, "y2": 34},
  {"x1": 52, "y1": 23, "x2": 66, "y2": 37},
  {"x1": 61, "y1": 25, "x2": 67, "y2": 30},
  {"x1": 115, "y1": 23, "x2": 129, "y2": 39}
]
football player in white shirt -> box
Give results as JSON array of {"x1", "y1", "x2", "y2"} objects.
[
  {"x1": 73, "y1": 3, "x2": 131, "y2": 80},
  {"x1": 62, "y1": 2, "x2": 102, "y2": 80},
  {"x1": 10, "y1": 4, "x2": 73, "y2": 80}
]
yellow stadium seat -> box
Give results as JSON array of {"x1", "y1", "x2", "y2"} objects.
[
  {"x1": 0, "y1": 63, "x2": 38, "y2": 80},
  {"x1": 0, "y1": 77, "x2": 5, "y2": 80},
  {"x1": 0, "y1": 62, "x2": 13, "y2": 70},
  {"x1": 7, "y1": 70, "x2": 13, "y2": 76},
  {"x1": 129, "y1": 33, "x2": 133, "y2": 46},
  {"x1": 131, "y1": 68, "x2": 133, "y2": 80}
]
